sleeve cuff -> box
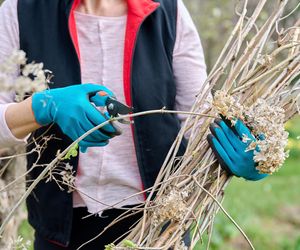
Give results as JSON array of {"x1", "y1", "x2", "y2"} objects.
[{"x1": 0, "y1": 103, "x2": 29, "y2": 148}]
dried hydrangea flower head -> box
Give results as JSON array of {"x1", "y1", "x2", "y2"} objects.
[
  {"x1": 0, "y1": 50, "x2": 49, "y2": 102},
  {"x1": 212, "y1": 90, "x2": 244, "y2": 126},
  {"x1": 213, "y1": 90, "x2": 289, "y2": 174},
  {"x1": 151, "y1": 187, "x2": 189, "y2": 227}
]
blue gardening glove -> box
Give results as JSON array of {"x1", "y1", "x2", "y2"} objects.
[
  {"x1": 207, "y1": 118, "x2": 268, "y2": 181},
  {"x1": 32, "y1": 84, "x2": 118, "y2": 152}
]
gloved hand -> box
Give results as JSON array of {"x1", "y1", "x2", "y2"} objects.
[
  {"x1": 32, "y1": 84, "x2": 118, "y2": 152},
  {"x1": 207, "y1": 118, "x2": 268, "y2": 181}
]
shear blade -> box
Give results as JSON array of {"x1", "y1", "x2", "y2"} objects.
[{"x1": 106, "y1": 97, "x2": 133, "y2": 125}]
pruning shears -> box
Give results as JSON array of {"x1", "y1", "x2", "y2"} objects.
[
  {"x1": 105, "y1": 96, "x2": 133, "y2": 124},
  {"x1": 90, "y1": 90, "x2": 133, "y2": 124}
]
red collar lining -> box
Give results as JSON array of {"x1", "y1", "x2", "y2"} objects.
[
  {"x1": 68, "y1": 0, "x2": 81, "y2": 61},
  {"x1": 127, "y1": 0, "x2": 160, "y2": 18}
]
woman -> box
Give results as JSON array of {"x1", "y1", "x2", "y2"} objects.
[{"x1": 0, "y1": 0, "x2": 266, "y2": 249}]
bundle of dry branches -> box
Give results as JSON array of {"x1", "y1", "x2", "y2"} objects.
[
  {"x1": 104, "y1": 0, "x2": 300, "y2": 249},
  {"x1": 0, "y1": 1, "x2": 299, "y2": 249}
]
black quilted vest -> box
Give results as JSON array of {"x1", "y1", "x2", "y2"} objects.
[{"x1": 18, "y1": 0, "x2": 186, "y2": 245}]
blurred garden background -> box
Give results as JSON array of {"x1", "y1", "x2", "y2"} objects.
[{"x1": 0, "y1": 0, "x2": 299, "y2": 249}]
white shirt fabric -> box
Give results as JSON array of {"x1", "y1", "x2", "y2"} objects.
[{"x1": 0, "y1": 0, "x2": 207, "y2": 214}]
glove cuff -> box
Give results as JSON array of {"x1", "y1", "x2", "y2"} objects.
[{"x1": 31, "y1": 91, "x2": 53, "y2": 126}]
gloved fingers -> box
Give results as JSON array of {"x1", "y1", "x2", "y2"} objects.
[
  {"x1": 215, "y1": 119, "x2": 246, "y2": 150},
  {"x1": 88, "y1": 86, "x2": 116, "y2": 107},
  {"x1": 80, "y1": 146, "x2": 88, "y2": 153},
  {"x1": 234, "y1": 119, "x2": 256, "y2": 141},
  {"x1": 81, "y1": 83, "x2": 106, "y2": 95},
  {"x1": 207, "y1": 134, "x2": 235, "y2": 175},
  {"x1": 79, "y1": 122, "x2": 111, "y2": 141},
  {"x1": 209, "y1": 123, "x2": 239, "y2": 159},
  {"x1": 85, "y1": 104, "x2": 117, "y2": 134},
  {"x1": 82, "y1": 84, "x2": 114, "y2": 96},
  {"x1": 103, "y1": 111, "x2": 122, "y2": 136},
  {"x1": 80, "y1": 113, "x2": 111, "y2": 141},
  {"x1": 79, "y1": 140, "x2": 109, "y2": 153},
  {"x1": 61, "y1": 123, "x2": 81, "y2": 143},
  {"x1": 60, "y1": 118, "x2": 109, "y2": 145},
  {"x1": 219, "y1": 115, "x2": 239, "y2": 136},
  {"x1": 258, "y1": 133, "x2": 265, "y2": 140},
  {"x1": 220, "y1": 116, "x2": 256, "y2": 143}
]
